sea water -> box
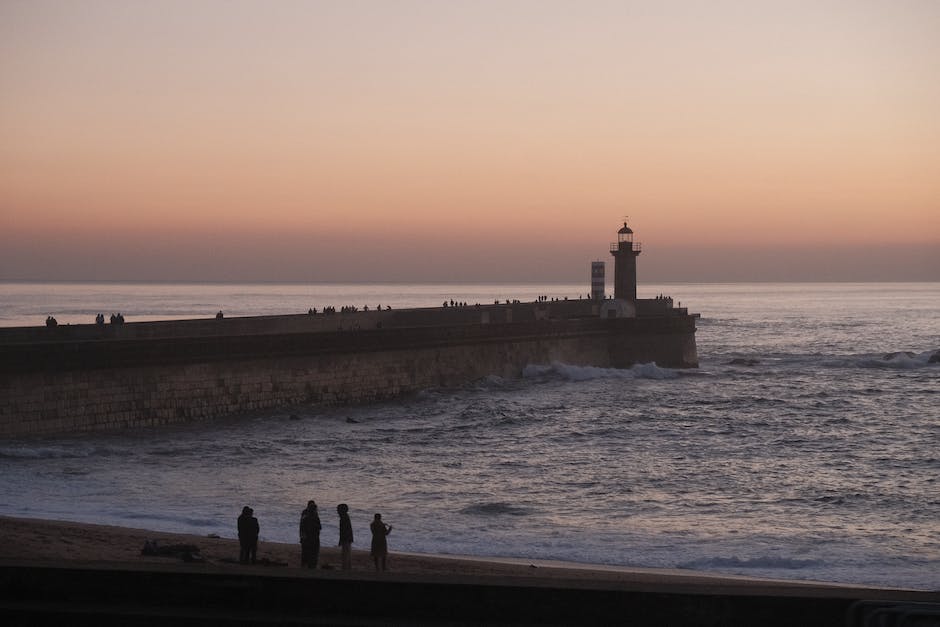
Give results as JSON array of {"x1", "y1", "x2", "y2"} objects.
[{"x1": 0, "y1": 282, "x2": 937, "y2": 590}]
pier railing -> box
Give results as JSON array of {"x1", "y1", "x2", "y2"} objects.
[{"x1": 610, "y1": 242, "x2": 642, "y2": 253}]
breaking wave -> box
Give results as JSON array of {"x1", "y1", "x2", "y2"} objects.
[
  {"x1": 118, "y1": 512, "x2": 219, "y2": 528},
  {"x1": 459, "y1": 502, "x2": 533, "y2": 517},
  {"x1": 679, "y1": 556, "x2": 822, "y2": 571},
  {"x1": 858, "y1": 349, "x2": 939, "y2": 370},
  {"x1": 523, "y1": 362, "x2": 679, "y2": 381}
]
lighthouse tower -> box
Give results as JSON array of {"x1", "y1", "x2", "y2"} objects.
[{"x1": 610, "y1": 222, "x2": 641, "y2": 300}]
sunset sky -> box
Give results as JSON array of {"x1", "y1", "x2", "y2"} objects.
[{"x1": 1, "y1": 0, "x2": 937, "y2": 282}]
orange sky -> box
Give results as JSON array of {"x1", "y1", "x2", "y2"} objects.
[{"x1": 1, "y1": 1, "x2": 937, "y2": 281}]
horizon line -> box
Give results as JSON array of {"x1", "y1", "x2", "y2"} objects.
[{"x1": 2, "y1": 279, "x2": 938, "y2": 286}]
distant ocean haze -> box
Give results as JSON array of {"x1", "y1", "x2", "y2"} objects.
[{"x1": 1, "y1": 236, "x2": 937, "y2": 283}]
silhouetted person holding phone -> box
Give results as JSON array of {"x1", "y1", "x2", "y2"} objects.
[{"x1": 370, "y1": 513, "x2": 392, "y2": 571}]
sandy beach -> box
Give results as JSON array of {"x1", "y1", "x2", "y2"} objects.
[
  {"x1": 1, "y1": 514, "x2": 929, "y2": 597},
  {"x1": 4, "y1": 514, "x2": 939, "y2": 627}
]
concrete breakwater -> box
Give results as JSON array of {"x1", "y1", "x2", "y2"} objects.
[{"x1": 0, "y1": 300, "x2": 697, "y2": 437}]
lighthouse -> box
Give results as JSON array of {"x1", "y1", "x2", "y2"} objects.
[{"x1": 610, "y1": 222, "x2": 641, "y2": 300}]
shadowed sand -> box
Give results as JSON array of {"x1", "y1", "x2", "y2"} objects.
[{"x1": 0, "y1": 515, "x2": 929, "y2": 598}]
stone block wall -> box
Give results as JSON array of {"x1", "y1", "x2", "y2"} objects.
[{"x1": 0, "y1": 316, "x2": 697, "y2": 437}]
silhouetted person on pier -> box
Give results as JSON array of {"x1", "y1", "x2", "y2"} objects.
[
  {"x1": 45, "y1": 316, "x2": 57, "y2": 327},
  {"x1": 370, "y1": 513, "x2": 392, "y2": 571},
  {"x1": 237, "y1": 506, "x2": 259, "y2": 564},
  {"x1": 337, "y1": 503, "x2": 353, "y2": 570},
  {"x1": 299, "y1": 500, "x2": 321, "y2": 568},
  {"x1": 216, "y1": 310, "x2": 224, "y2": 319},
  {"x1": 95, "y1": 313, "x2": 104, "y2": 325}
]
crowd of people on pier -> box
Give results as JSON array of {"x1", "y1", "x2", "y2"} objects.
[
  {"x1": 307, "y1": 305, "x2": 394, "y2": 315},
  {"x1": 237, "y1": 502, "x2": 392, "y2": 572},
  {"x1": 45, "y1": 312, "x2": 124, "y2": 327},
  {"x1": 42, "y1": 291, "x2": 635, "y2": 328},
  {"x1": 44, "y1": 293, "x2": 619, "y2": 328}
]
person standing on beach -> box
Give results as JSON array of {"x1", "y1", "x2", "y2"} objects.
[
  {"x1": 299, "y1": 500, "x2": 321, "y2": 568},
  {"x1": 369, "y1": 513, "x2": 392, "y2": 572},
  {"x1": 337, "y1": 503, "x2": 353, "y2": 570},
  {"x1": 237, "y1": 506, "x2": 259, "y2": 565}
]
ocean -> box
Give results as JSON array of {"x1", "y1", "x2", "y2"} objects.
[{"x1": 0, "y1": 282, "x2": 937, "y2": 590}]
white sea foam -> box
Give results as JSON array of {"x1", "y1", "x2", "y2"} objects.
[
  {"x1": 858, "y1": 349, "x2": 938, "y2": 370},
  {"x1": 523, "y1": 361, "x2": 679, "y2": 381}
]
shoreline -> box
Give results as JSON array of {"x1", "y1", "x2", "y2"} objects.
[
  {"x1": 0, "y1": 515, "x2": 932, "y2": 597},
  {"x1": 4, "y1": 515, "x2": 938, "y2": 626}
]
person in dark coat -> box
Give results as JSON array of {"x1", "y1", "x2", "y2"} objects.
[
  {"x1": 237, "y1": 506, "x2": 259, "y2": 564},
  {"x1": 369, "y1": 513, "x2": 392, "y2": 572},
  {"x1": 337, "y1": 503, "x2": 353, "y2": 571},
  {"x1": 299, "y1": 500, "x2": 321, "y2": 569}
]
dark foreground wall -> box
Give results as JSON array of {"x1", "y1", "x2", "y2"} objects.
[
  {"x1": 0, "y1": 310, "x2": 697, "y2": 437},
  {"x1": 2, "y1": 563, "x2": 935, "y2": 627}
]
